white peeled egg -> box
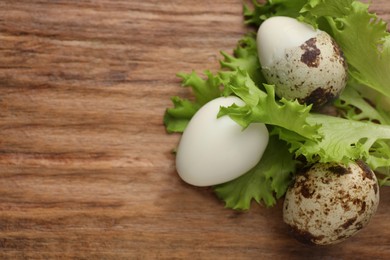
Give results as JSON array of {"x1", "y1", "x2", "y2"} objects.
[
  {"x1": 176, "y1": 96, "x2": 269, "y2": 187},
  {"x1": 257, "y1": 16, "x2": 348, "y2": 108}
]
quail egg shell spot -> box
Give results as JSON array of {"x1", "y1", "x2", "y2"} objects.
[
  {"x1": 175, "y1": 96, "x2": 269, "y2": 187},
  {"x1": 283, "y1": 162, "x2": 379, "y2": 245}
]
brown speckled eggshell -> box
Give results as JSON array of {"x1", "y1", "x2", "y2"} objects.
[
  {"x1": 262, "y1": 31, "x2": 348, "y2": 109},
  {"x1": 283, "y1": 161, "x2": 379, "y2": 245}
]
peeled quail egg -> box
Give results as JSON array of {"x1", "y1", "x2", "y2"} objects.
[
  {"x1": 176, "y1": 96, "x2": 269, "y2": 187},
  {"x1": 283, "y1": 161, "x2": 379, "y2": 245},
  {"x1": 257, "y1": 16, "x2": 348, "y2": 108}
]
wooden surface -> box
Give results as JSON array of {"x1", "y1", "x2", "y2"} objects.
[{"x1": 0, "y1": 0, "x2": 389, "y2": 259}]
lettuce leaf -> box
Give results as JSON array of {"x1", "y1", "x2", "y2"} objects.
[
  {"x1": 164, "y1": 71, "x2": 222, "y2": 133},
  {"x1": 219, "y1": 34, "x2": 265, "y2": 86},
  {"x1": 163, "y1": 96, "x2": 199, "y2": 133},
  {"x1": 218, "y1": 69, "x2": 319, "y2": 140},
  {"x1": 299, "y1": 114, "x2": 390, "y2": 168},
  {"x1": 335, "y1": 85, "x2": 390, "y2": 125},
  {"x1": 244, "y1": 0, "x2": 308, "y2": 26}
]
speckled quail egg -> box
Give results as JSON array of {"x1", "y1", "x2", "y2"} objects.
[
  {"x1": 283, "y1": 161, "x2": 379, "y2": 245},
  {"x1": 176, "y1": 96, "x2": 269, "y2": 187},
  {"x1": 257, "y1": 16, "x2": 348, "y2": 108}
]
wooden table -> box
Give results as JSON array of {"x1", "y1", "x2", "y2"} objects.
[{"x1": 0, "y1": 0, "x2": 389, "y2": 258}]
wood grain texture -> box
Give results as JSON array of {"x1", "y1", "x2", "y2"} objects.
[{"x1": 0, "y1": 0, "x2": 389, "y2": 259}]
